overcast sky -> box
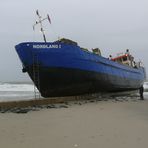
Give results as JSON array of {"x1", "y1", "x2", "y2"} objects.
[{"x1": 0, "y1": 0, "x2": 148, "y2": 82}]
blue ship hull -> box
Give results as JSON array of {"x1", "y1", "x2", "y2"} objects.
[{"x1": 15, "y1": 41, "x2": 146, "y2": 97}]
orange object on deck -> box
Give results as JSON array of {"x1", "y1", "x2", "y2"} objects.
[{"x1": 111, "y1": 54, "x2": 128, "y2": 61}]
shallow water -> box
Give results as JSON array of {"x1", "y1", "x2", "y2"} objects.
[{"x1": 0, "y1": 82, "x2": 37, "y2": 101}]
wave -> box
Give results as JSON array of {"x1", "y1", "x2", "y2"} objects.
[
  {"x1": 0, "y1": 82, "x2": 35, "y2": 92},
  {"x1": 144, "y1": 82, "x2": 148, "y2": 92}
]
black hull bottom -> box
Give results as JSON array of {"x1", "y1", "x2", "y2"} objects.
[{"x1": 26, "y1": 66, "x2": 144, "y2": 97}]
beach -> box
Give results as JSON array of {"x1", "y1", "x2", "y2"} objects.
[{"x1": 0, "y1": 96, "x2": 148, "y2": 148}]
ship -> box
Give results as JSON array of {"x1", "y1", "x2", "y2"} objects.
[{"x1": 15, "y1": 11, "x2": 146, "y2": 98}]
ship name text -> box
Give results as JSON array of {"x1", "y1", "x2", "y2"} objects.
[{"x1": 33, "y1": 44, "x2": 61, "y2": 49}]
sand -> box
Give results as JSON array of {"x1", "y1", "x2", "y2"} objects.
[{"x1": 0, "y1": 98, "x2": 148, "y2": 148}]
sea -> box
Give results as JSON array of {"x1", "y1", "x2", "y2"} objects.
[
  {"x1": 0, "y1": 82, "x2": 38, "y2": 102},
  {"x1": 0, "y1": 81, "x2": 148, "y2": 102}
]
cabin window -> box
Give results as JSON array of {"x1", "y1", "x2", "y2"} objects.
[{"x1": 122, "y1": 56, "x2": 127, "y2": 61}]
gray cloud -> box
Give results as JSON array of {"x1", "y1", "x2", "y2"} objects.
[{"x1": 0, "y1": 0, "x2": 147, "y2": 81}]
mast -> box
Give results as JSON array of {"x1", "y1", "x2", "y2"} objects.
[{"x1": 33, "y1": 10, "x2": 51, "y2": 42}]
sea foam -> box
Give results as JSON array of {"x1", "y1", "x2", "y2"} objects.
[{"x1": 0, "y1": 82, "x2": 34, "y2": 92}]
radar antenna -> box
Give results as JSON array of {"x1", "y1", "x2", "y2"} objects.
[{"x1": 33, "y1": 10, "x2": 51, "y2": 42}]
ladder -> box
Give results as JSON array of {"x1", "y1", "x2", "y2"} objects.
[{"x1": 32, "y1": 53, "x2": 41, "y2": 99}]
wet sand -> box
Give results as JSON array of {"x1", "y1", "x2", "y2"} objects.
[{"x1": 0, "y1": 98, "x2": 148, "y2": 148}]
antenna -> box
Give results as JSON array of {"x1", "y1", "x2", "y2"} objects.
[{"x1": 33, "y1": 10, "x2": 51, "y2": 42}]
